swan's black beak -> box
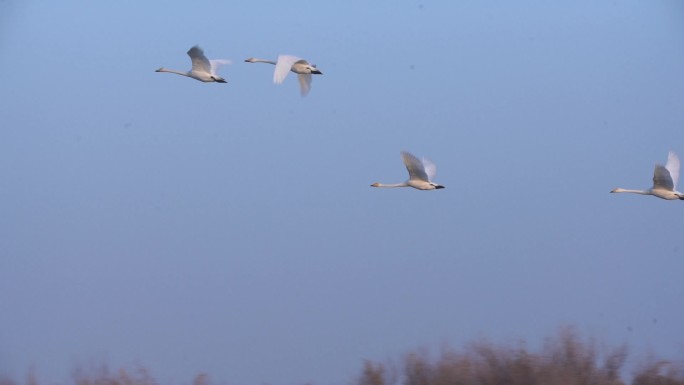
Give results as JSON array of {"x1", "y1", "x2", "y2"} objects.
[
  {"x1": 312, "y1": 69, "x2": 322, "y2": 75},
  {"x1": 435, "y1": 185, "x2": 445, "y2": 189}
]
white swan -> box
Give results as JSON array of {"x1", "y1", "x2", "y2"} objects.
[
  {"x1": 244, "y1": 55, "x2": 322, "y2": 96},
  {"x1": 156, "y1": 46, "x2": 230, "y2": 83},
  {"x1": 611, "y1": 151, "x2": 684, "y2": 200},
  {"x1": 371, "y1": 151, "x2": 445, "y2": 190}
]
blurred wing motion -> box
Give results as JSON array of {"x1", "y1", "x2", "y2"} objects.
[
  {"x1": 273, "y1": 55, "x2": 301, "y2": 84},
  {"x1": 188, "y1": 46, "x2": 212, "y2": 74},
  {"x1": 297, "y1": 73, "x2": 312, "y2": 96},
  {"x1": 421, "y1": 157, "x2": 437, "y2": 182},
  {"x1": 653, "y1": 164, "x2": 674, "y2": 191},
  {"x1": 665, "y1": 150, "x2": 680, "y2": 190},
  {"x1": 401, "y1": 151, "x2": 430, "y2": 182},
  {"x1": 209, "y1": 59, "x2": 232, "y2": 75}
]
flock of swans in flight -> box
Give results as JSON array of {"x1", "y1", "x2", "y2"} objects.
[
  {"x1": 155, "y1": 45, "x2": 322, "y2": 96},
  {"x1": 156, "y1": 46, "x2": 682, "y2": 199}
]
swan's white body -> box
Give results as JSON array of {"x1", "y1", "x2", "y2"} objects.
[
  {"x1": 611, "y1": 151, "x2": 684, "y2": 200},
  {"x1": 156, "y1": 46, "x2": 230, "y2": 83},
  {"x1": 371, "y1": 151, "x2": 445, "y2": 191},
  {"x1": 244, "y1": 55, "x2": 322, "y2": 96}
]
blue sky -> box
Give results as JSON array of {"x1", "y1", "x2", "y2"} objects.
[{"x1": 1, "y1": 1, "x2": 684, "y2": 384}]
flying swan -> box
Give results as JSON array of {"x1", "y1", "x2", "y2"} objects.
[
  {"x1": 156, "y1": 46, "x2": 230, "y2": 83},
  {"x1": 371, "y1": 151, "x2": 445, "y2": 190},
  {"x1": 244, "y1": 55, "x2": 322, "y2": 96},
  {"x1": 610, "y1": 151, "x2": 684, "y2": 200}
]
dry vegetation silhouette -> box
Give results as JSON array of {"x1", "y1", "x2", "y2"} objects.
[
  {"x1": 357, "y1": 328, "x2": 684, "y2": 385},
  {"x1": 0, "y1": 366, "x2": 210, "y2": 385},
  {"x1": 2, "y1": 329, "x2": 682, "y2": 385}
]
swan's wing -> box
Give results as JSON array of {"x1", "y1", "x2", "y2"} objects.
[
  {"x1": 297, "y1": 73, "x2": 312, "y2": 96},
  {"x1": 401, "y1": 151, "x2": 430, "y2": 182},
  {"x1": 187, "y1": 46, "x2": 211, "y2": 74},
  {"x1": 421, "y1": 157, "x2": 437, "y2": 182},
  {"x1": 273, "y1": 55, "x2": 301, "y2": 84},
  {"x1": 665, "y1": 151, "x2": 680, "y2": 189},
  {"x1": 209, "y1": 59, "x2": 232, "y2": 75},
  {"x1": 653, "y1": 164, "x2": 675, "y2": 191}
]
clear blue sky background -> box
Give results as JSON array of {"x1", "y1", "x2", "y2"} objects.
[{"x1": 1, "y1": 1, "x2": 684, "y2": 384}]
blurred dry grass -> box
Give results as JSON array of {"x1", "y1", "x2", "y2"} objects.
[
  {"x1": 0, "y1": 365, "x2": 211, "y2": 385},
  {"x1": 2, "y1": 328, "x2": 682, "y2": 385},
  {"x1": 355, "y1": 328, "x2": 684, "y2": 385},
  {"x1": 72, "y1": 365, "x2": 158, "y2": 385}
]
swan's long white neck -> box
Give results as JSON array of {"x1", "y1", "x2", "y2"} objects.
[
  {"x1": 245, "y1": 58, "x2": 277, "y2": 65},
  {"x1": 156, "y1": 68, "x2": 189, "y2": 77},
  {"x1": 372, "y1": 182, "x2": 409, "y2": 188},
  {"x1": 611, "y1": 188, "x2": 651, "y2": 195}
]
